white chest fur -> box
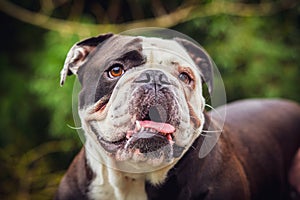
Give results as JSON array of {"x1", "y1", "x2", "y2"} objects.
[
  {"x1": 88, "y1": 168, "x2": 147, "y2": 200},
  {"x1": 86, "y1": 142, "x2": 147, "y2": 200}
]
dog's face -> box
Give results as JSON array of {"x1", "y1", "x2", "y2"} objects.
[{"x1": 60, "y1": 33, "x2": 213, "y2": 171}]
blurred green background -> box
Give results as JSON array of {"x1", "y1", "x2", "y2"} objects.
[{"x1": 0, "y1": 0, "x2": 299, "y2": 199}]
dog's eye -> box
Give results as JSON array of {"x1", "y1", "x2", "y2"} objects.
[
  {"x1": 178, "y1": 72, "x2": 191, "y2": 84},
  {"x1": 108, "y1": 64, "x2": 125, "y2": 78}
]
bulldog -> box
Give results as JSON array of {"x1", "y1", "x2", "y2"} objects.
[{"x1": 55, "y1": 33, "x2": 300, "y2": 200}]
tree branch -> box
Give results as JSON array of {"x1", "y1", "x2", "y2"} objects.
[{"x1": 0, "y1": 0, "x2": 298, "y2": 37}]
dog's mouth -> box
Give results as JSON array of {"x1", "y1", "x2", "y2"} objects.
[
  {"x1": 90, "y1": 88, "x2": 185, "y2": 162},
  {"x1": 92, "y1": 94, "x2": 181, "y2": 155},
  {"x1": 97, "y1": 120, "x2": 176, "y2": 154}
]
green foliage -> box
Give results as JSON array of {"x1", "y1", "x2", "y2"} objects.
[
  {"x1": 29, "y1": 32, "x2": 80, "y2": 137},
  {"x1": 0, "y1": 139, "x2": 79, "y2": 200},
  {"x1": 180, "y1": 14, "x2": 300, "y2": 102},
  {"x1": 209, "y1": 16, "x2": 300, "y2": 102},
  {"x1": 0, "y1": 16, "x2": 82, "y2": 199}
]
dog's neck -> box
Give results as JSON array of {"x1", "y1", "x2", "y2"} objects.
[
  {"x1": 85, "y1": 139, "x2": 177, "y2": 200},
  {"x1": 86, "y1": 151, "x2": 146, "y2": 200},
  {"x1": 83, "y1": 112, "x2": 211, "y2": 200}
]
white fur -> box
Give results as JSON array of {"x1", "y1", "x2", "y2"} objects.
[
  {"x1": 86, "y1": 139, "x2": 147, "y2": 200},
  {"x1": 86, "y1": 138, "x2": 177, "y2": 200}
]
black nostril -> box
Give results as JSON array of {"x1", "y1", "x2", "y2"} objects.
[
  {"x1": 159, "y1": 74, "x2": 171, "y2": 85},
  {"x1": 135, "y1": 73, "x2": 151, "y2": 83},
  {"x1": 134, "y1": 70, "x2": 170, "y2": 86}
]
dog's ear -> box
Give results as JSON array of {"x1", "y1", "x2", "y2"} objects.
[
  {"x1": 60, "y1": 33, "x2": 114, "y2": 86},
  {"x1": 174, "y1": 38, "x2": 213, "y2": 94}
]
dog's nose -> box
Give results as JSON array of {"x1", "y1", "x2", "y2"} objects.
[{"x1": 134, "y1": 70, "x2": 171, "y2": 89}]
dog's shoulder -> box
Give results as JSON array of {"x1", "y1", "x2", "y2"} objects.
[
  {"x1": 54, "y1": 148, "x2": 94, "y2": 200},
  {"x1": 216, "y1": 99, "x2": 300, "y2": 199},
  {"x1": 218, "y1": 99, "x2": 300, "y2": 148}
]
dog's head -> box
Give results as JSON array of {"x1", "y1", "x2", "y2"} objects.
[{"x1": 60, "y1": 33, "x2": 213, "y2": 171}]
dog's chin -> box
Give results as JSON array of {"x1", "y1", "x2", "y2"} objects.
[{"x1": 93, "y1": 120, "x2": 186, "y2": 167}]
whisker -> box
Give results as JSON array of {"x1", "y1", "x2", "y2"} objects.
[
  {"x1": 199, "y1": 133, "x2": 213, "y2": 138},
  {"x1": 204, "y1": 103, "x2": 224, "y2": 131},
  {"x1": 202, "y1": 130, "x2": 222, "y2": 133},
  {"x1": 205, "y1": 103, "x2": 223, "y2": 120},
  {"x1": 67, "y1": 124, "x2": 82, "y2": 130}
]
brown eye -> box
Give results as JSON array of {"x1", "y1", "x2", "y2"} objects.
[
  {"x1": 108, "y1": 64, "x2": 125, "y2": 78},
  {"x1": 178, "y1": 72, "x2": 191, "y2": 85}
]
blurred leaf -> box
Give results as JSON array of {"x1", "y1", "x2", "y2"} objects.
[{"x1": 29, "y1": 32, "x2": 80, "y2": 137}]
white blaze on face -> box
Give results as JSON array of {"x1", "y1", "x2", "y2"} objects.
[
  {"x1": 141, "y1": 36, "x2": 205, "y2": 115},
  {"x1": 140, "y1": 37, "x2": 206, "y2": 144},
  {"x1": 140, "y1": 37, "x2": 196, "y2": 68}
]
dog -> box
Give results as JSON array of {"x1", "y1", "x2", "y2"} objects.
[{"x1": 55, "y1": 33, "x2": 300, "y2": 200}]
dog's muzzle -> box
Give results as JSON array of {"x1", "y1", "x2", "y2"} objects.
[{"x1": 90, "y1": 69, "x2": 186, "y2": 163}]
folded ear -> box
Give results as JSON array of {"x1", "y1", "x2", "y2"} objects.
[
  {"x1": 60, "y1": 33, "x2": 113, "y2": 86},
  {"x1": 174, "y1": 38, "x2": 213, "y2": 95}
]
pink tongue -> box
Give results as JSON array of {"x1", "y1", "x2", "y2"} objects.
[{"x1": 138, "y1": 120, "x2": 175, "y2": 134}]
